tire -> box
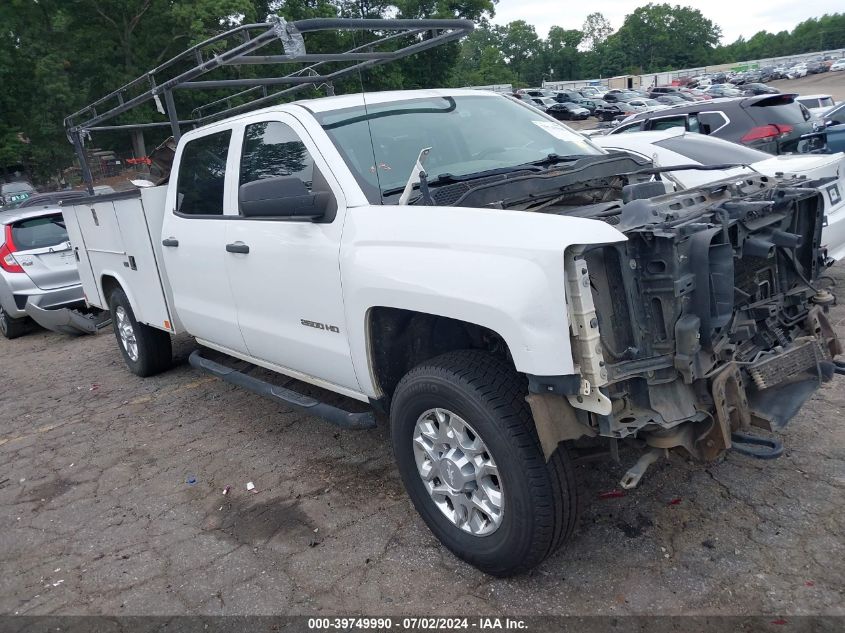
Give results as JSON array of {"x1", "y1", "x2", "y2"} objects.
[
  {"x1": 108, "y1": 287, "x2": 172, "y2": 377},
  {"x1": 0, "y1": 305, "x2": 29, "y2": 339},
  {"x1": 390, "y1": 350, "x2": 579, "y2": 576}
]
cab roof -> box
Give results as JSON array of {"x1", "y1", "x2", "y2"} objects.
[{"x1": 293, "y1": 88, "x2": 499, "y2": 113}]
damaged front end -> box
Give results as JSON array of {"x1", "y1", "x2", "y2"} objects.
[{"x1": 532, "y1": 175, "x2": 842, "y2": 485}]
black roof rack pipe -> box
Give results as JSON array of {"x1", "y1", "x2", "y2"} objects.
[
  {"x1": 63, "y1": 21, "x2": 276, "y2": 131},
  {"x1": 65, "y1": 25, "x2": 280, "y2": 133},
  {"x1": 192, "y1": 26, "x2": 472, "y2": 123},
  {"x1": 63, "y1": 17, "x2": 474, "y2": 179},
  {"x1": 65, "y1": 18, "x2": 473, "y2": 135}
]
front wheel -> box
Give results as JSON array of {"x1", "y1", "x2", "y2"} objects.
[
  {"x1": 109, "y1": 287, "x2": 172, "y2": 377},
  {"x1": 390, "y1": 350, "x2": 579, "y2": 576}
]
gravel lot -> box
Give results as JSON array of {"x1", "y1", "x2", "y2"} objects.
[{"x1": 1, "y1": 257, "x2": 844, "y2": 617}]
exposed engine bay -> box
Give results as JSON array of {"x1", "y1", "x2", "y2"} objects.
[{"x1": 426, "y1": 154, "x2": 843, "y2": 485}]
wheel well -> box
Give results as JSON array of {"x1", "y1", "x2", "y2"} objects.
[
  {"x1": 368, "y1": 307, "x2": 514, "y2": 400},
  {"x1": 100, "y1": 275, "x2": 122, "y2": 308}
]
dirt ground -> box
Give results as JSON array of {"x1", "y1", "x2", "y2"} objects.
[{"x1": 1, "y1": 252, "x2": 844, "y2": 617}]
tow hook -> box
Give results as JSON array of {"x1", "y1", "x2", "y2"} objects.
[
  {"x1": 729, "y1": 432, "x2": 784, "y2": 460},
  {"x1": 620, "y1": 447, "x2": 664, "y2": 489}
]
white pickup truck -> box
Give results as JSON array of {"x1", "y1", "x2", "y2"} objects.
[{"x1": 64, "y1": 87, "x2": 844, "y2": 575}]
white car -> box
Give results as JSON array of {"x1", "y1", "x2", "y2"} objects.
[
  {"x1": 830, "y1": 58, "x2": 845, "y2": 72},
  {"x1": 796, "y1": 94, "x2": 836, "y2": 120},
  {"x1": 787, "y1": 64, "x2": 808, "y2": 79},
  {"x1": 627, "y1": 98, "x2": 669, "y2": 113},
  {"x1": 593, "y1": 129, "x2": 845, "y2": 260}
]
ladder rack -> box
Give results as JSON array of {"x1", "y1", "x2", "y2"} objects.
[{"x1": 64, "y1": 17, "x2": 474, "y2": 190}]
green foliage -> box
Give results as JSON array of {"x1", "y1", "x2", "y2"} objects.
[
  {"x1": 1, "y1": 1, "x2": 843, "y2": 185},
  {"x1": 581, "y1": 13, "x2": 612, "y2": 51},
  {"x1": 611, "y1": 4, "x2": 721, "y2": 74}
]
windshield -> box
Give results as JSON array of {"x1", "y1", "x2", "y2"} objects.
[{"x1": 315, "y1": 95, "x2": 602, "y2": 203}]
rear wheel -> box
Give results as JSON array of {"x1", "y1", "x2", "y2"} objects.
[
  {"x1": 0, "y1": 306, "x2": 29, "y2": 339},
  {"x1": 109, "y1": 287, "x2": 172, "y2": 377},
  {"x1": 390, "y1": 350, "x2": 579, "y2": 576}
]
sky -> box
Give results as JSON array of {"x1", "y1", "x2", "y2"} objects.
[{"x1": 490, "y1": 0, "x2": 841, "y2": 45}]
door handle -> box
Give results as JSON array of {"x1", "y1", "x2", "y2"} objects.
[
  {"x1": 226, "y1": 242, "x2": 250, "y2": 254},
  {"x1": 162, "y1": 237, "x2": 179, "y2": 247}
]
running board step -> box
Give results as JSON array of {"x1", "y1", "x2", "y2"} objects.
[{"x1": 188, "y1": 350, "x2": 376, "y2": 430}]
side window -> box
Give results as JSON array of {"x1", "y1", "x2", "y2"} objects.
[
  {"x1": 175, "y1": 130, "x2": 231, "y2": 216},
  {"x1": 698, "y1": 111, "x2": 729, "y2": 135},
  {"x1": 649, "y1": 116, "x2": 688, "y2": 132},
  {"x1": 240, "y1": 121, "x2": 315, "y2": 190},
  {"x1": 614, "y1": 122, "x2": 642, "y2": 134}
]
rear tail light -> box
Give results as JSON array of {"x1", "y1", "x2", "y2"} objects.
[
  {"x1": 0, "y1": 225, "x2": 24, "y2": 273},
  {"x1": 740, "y1": 123, "x2": 794, "y2": 143}
]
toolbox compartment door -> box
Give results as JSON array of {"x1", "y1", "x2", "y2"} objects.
[{"x1": 64, "y1": 187, "x2": 176, "y2": 332}]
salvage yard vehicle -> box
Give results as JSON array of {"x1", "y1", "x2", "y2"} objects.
[
  {"x1": 63, "y1": 17, "x2": 843, "y2": 577},
  {"x1": 822, "y1": 102, "x2": 845, "y2": 153},
  {"x1": 795, "y1": 94, "x2": 835, "y2": 120},
  {"x1": 595, "y1": 101, "x2": 637, "y2": 121},
  {"x1": 610, "y1": 94, "x2": 818, "y2": 155},
  {"x1": 0, "y1": 206, "x2": 108, "y2": 338},
  {"x1": 546, "y1": 101, "x2": 590, "y2": 120},
  {"x1": 0, "y1": 181, "x2": 36, "y2": 207}
]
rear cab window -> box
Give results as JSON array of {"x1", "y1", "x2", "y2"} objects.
[
  {"x1": 175, "y1": 130, "x2": 232, "y2": 216},
  {"x1": 11, "y1": 215, "x2": 68, "y2": 250}
]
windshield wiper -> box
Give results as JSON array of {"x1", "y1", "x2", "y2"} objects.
[
  {"x1": 381, "y1": 154, "x2": 589, "y2": 199},
  {"x1": 382, "y1": 165, "x2": 545, "y2": 197},
  {"x1": 527, "y1": 153, "x2": 586, "y2": 167}
]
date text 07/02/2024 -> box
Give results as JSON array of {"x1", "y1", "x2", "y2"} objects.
[{"x1": 307, "y1": 617, "x2": 529, "y2": 630}]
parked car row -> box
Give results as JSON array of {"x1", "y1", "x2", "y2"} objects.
[{"x1": 681, "y1": 56, "x2": 844, "y2": 88}]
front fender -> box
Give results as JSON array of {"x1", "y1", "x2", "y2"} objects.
[{"x1": 341, "y1": 205, "x2": 626, "y2": 395}]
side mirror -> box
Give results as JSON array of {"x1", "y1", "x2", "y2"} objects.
[{"x1": 239, "y1": 176, "x2": 330, "y2": 219}]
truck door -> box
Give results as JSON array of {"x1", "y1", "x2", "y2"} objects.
[
  {"x1": 160, "y1": 128, "x2": 248, "y2": 354},
  {"x1": 224, "y1": 116, "x2": 360, "y2": 392}
]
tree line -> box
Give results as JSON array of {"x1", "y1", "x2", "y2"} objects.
[
  {"x1": 1, "y1": 1, "x2": 843, "y2": 184},
  {"x1": 454, "y1": 9, "x2": 845, "y2": 87}
]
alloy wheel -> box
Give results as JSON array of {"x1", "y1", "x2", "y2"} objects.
[{"x1": 412, "y1": 408, "x2": 504, "y2": 536}]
